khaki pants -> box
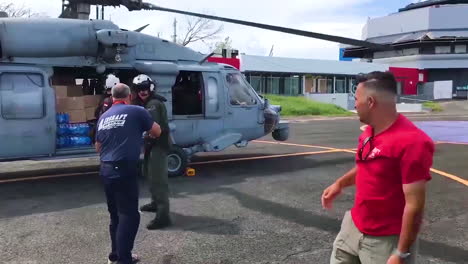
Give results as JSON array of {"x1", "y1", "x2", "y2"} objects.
[{"x1": 330, "y1": 211, "x2": 418, "y2": 264}]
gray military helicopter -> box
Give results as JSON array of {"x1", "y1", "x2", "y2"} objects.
[{"x1": 0, "y1": 0, "x2": 390, "y2": 176}]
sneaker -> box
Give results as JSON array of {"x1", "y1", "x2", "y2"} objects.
[
  {"x1": 140, "y1": 202, "x2": 157, "y2": 212},
  {"x1": 107, "y1": 254, "x2": 140, "y2": 264}
]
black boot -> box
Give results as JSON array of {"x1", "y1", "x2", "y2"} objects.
[
  {"x1": 139, "y1": 202, "x2": 157, "y2": 212},
  {"x1": 147, "y1": 205, "x2": 172, "y2": 230},
  {"x1": 146, "y1": 215, "x2": 172, "y2": 230}
]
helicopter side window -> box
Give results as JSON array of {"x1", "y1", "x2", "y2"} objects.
[
  {"x1": 0, "y1": 72, "x2": 45, "y2": 119},
  {"x1": 207, "y1": 77, "x2": 219, "y2": 112},
  {"x1": 226, "y1": 72, "x2": 257, "y2": 106},
  {"x1": 172, "y1": 71, "x2": 203, "y2": 116}
]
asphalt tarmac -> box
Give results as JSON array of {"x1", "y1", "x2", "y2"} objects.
[{"x1": 1, "y1": 116, "x2": 467, "y2": 264}]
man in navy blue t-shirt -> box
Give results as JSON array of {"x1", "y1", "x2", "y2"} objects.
[{"x1": 96, "y1": 83, "x2": 161, "y2": 264}]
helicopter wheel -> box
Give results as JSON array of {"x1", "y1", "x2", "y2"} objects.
[
  {"x1": 272, "y1": 128, "x2": 289, "y2": 141},
  {"x1": 167, "y1": 145, "x2": 188, "y2": 177}
]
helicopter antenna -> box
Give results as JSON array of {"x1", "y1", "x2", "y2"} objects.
[
  {"x1": 199, "y1": 52, "x2": 215, "y2": 65},
  {"x1": 172, "y1": 18, "x2": 177, "y2": 43},
  {"x1": 134, "y1": 24, "x2": 150, "y2": 32},
  {"x1": 269, "y1": 45, "x2": 274, "y2": 56}
]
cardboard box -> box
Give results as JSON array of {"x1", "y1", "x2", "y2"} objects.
[
  {"x1": 51, "y1": 75, "x2": 76, "y2": 86},
  {"x1": 53, "y1": 85, "x2": 84, "y2": 98},
  {"x1": 68, "y1": 85, "x2": 84, "y2": 97},
  {"x1": 85, "y1": 107, "x2": 96, "y2": 121},
  {"x1": 67, "y1": 110, "x2": 87, "y2": 123},
  {"x1": 65, "y1": 97, "x2": 85, "y2": 110},
  {"x1": 83, "y1": 95, "x2": 101, "y2": 108},
  {"x1": 56, "y1": 98, "x2": 68, "y2": 112},
  {"x1": 54, "y1": 85, "x2": 68, "y2": 98}
]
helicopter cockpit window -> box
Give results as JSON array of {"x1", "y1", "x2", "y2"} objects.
[
  {"x1": 226, "y1": 72, "x2": 257, "y2": 106},
  {"x1": 0, "y1": 73, "x2": 45, "y2": 119}
]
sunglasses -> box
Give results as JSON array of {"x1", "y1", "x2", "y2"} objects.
[{"x1": 358, "y1": 136, "x2": 373, "y2": 161}]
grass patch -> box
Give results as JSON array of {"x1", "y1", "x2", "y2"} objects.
[
  {"x1": 264, "y1": 94, "x2": 353, "y2": 116},
  {"x1": 422, "y1": 101, "x2": 443, "y2": 112}
]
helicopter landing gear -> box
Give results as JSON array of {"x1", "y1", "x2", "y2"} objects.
[
  {"x1": 167, "y1": 145, "x2": 188, "y2": 178},
  {"x1": 272, "y1": 122, "x2": 289, "y2": 142}
]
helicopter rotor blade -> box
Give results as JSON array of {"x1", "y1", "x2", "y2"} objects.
[{"x1": 140, "y1": 3, "x2": 391, "y2": 51}]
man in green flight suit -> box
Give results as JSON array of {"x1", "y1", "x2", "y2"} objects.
[{"x1": 132, "y1": 76, "x2": 172, "y2": 230}]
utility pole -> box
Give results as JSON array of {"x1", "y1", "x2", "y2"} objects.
[{"x1": 172, "y1": 18, "x2": 177, "y2": 43}]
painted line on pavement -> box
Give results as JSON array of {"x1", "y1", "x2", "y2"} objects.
[
  {"x1": 253, "y1": 140, "x2": 338, "y2": 150},
  {"x1": 0, "y1": 171, "x2": 98, "y2": 184},
  {"x1": 430, "y1": 168, "x2": 468, "y2": 187},
  {"x1": 190, "y1": 149, "x2": 342, "y2": 165},
  {"x1": 255, "y1": 140, "x2": 467, "y2": 187},
  {"x1": 0, "y1": 149, "x2": 342, "y2": 184},
  {"x1": 253, "y1": 140, "x2": 356, "y2": 154},
  {"x1": 436, "y1": 141, "x2": 468, "y2": 146}
]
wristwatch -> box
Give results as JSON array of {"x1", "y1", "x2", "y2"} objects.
[{"x1": 393, "y1": 249, "x2": 411, "y2": 259}]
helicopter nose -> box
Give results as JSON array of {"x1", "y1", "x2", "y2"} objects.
[
  {"x1": 263, "y1": 106, "x2": 279, "y2": 134},
  {"x1": 270, "y1": 105, "x2": 282, "y2": 113}
]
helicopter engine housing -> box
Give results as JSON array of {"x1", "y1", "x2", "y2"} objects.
[{"x1": 0, "y1": 18, "x2": 118, "y2": 58}]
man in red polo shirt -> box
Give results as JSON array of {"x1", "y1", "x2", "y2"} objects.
[{"x1": 322, "y1": 71, "x2": 434, "y2": 264}]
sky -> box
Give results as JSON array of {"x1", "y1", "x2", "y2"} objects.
[{"x1": 8, "y1": 0, "x2": 416, "y2": 60}]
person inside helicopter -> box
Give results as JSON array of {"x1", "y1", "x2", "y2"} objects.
[{"x1": 226, "y1": 72, "x2": 257, "y2": 106}]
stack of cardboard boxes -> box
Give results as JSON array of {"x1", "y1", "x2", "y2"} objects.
[{"x1": 54, "y1": 85, "x2": 102, "y2": 123}]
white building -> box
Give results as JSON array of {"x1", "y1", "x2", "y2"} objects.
[
  {"x1": 343, "y1": 0, "x2": 468, "y2": 98},
  {"x1": 239, "y1": 54, "x2": 389, "y2": 109}
]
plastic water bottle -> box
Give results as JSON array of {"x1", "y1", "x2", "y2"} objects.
[
  {"x1": 57, "y1": 124, "x2": 68, "y2": 136},
  {"x1": 69, "y1": 136, "x2": 92, "y2": 147},
  {"x1": 64, "y1": 113, "x2": 70, "y2": 123},
  {"x1": 56, "y1": 136, "x2": 69, "y2": 148},
  {"x1": 77, "y1": 123, "x2": 88, "y2": 136}
]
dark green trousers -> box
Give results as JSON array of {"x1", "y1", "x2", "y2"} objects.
[{"x1": 143, "y1": 146, "x2": 170, "y2": 218}]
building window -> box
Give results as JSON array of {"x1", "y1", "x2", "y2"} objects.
[
  {"x1": 249, "y1": 75, "x2": 264, "y2": 94},
  {"x1": 420, "y1": 46, "x2": 435, "y2": 55},
  {"x1": 0, "y1": 72, "x2": 45, "y2": 119},
  {"x1": 349, "y1": 77, "x2": 357, "y2": 94},
  {"x1": 403, "y1": 48, "x2": 419, "y2": 56},
  {"x1": 284, "y1": 76, "x2": 301, "y2": 95},
  {"x1": 266, "y1": 76, "x2": 280, "y2": 94},
  {"x1": 335, "y1": 77, "x2": 346, "y2": 93},
  {"x1": 317, "y1": 78, "x2": 332, "y2": 93},
  {"x1": 435, "y1": 46, "x2": 451, "y2": 54},
  {"x1": 455, "y1": 45, "x2": 467, "y2": 54}
]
